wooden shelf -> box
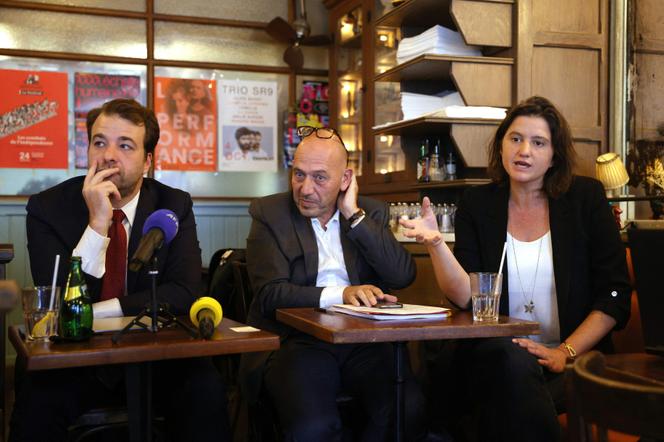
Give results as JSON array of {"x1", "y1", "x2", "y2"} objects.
[
  {"x1": 376, "y1": 0, "x2": 455, "y2": 28},
  {"x1": 376, "y1": 0, "x2": 513, "y2": 48},
  {"x1": 375, "y1": 54, "x2": 513, "y2": 107},
  {"x1": 375, "y1": 54, "x2": 513, "y2": 82},
  {"x1": 376, "y1": 0, "x2": 513, "y2": 30},
  {"x1": 373, "y1": 116, "x2": 501, "y2": 137},
  {"x1": 411, "y1": 178, "x2": 490, "y2": 189}
]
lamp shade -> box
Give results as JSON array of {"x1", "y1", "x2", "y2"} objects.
[{"x1": 596, "y1": 152, "x2": 629, "y2": 190}]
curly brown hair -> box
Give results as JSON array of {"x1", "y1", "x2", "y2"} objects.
[{"x1": 487, "y1": 96, "x2": 576, "y2": 198}]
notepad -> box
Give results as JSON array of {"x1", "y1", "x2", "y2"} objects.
[{"x1": 328, "y1": 303, "x2": 451, "y2": 321}]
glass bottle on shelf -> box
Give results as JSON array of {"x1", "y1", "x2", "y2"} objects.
[
  {"x1": 429, "y1": 138, "x2": 444, "y2": 181},
  {"x1": 445, "y1": 151, "x2": 457, "y2": 181},
  {"x1": 418, "y1": 139, "x2": 430, "y2": 183},
  {"x1": 441, "y1": 204, "x2": 454, "y2": 233}
]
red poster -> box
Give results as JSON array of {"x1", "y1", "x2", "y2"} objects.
[
  {"x1": 0, "y1": 69, "x2": 68, "y2": 169},
  {"x1": 154, "y1": 77, "x2": 217, "y2": 171},
  {"x1": 74, "y1": 72, "x2": 141, "y2": 168}
]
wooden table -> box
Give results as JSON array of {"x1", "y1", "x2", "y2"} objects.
[
  {"x1": 10, "y1": 318, "x2": 279, "y2": 442},
  {"x1": 277, "y1": 308, "x2": 539, "y2": 442},
  {"x1": 605, "y1": 352, "x2": 664, "y2": 386}
]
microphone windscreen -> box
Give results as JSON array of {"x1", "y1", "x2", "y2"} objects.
[
  {"x1": 189, "y1": 296, "x2": 223, "y2": 327},
  {"x1": 142, "y1": 209, "x2": 179, "y2": 245}
]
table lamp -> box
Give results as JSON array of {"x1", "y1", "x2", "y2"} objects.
[
  {"x1": 596, "y1": 152, "x2": 630, "y2": 227},
  {"x1": 596, "y1": 152, "x2": 630, "y2": 196}
]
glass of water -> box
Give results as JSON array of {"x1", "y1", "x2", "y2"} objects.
[
  {"x1": 21, "y1": 286, "x2": 60, "y2": 341},
  {"x1": 470, "y1": 272, "x2": 502, "y2": 322}
]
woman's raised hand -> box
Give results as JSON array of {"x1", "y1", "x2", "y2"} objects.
[{"x1": 399, "y1": 197, "x2": 443, "y2": 246}]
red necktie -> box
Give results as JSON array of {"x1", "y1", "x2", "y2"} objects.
[{"x1": 101, "y1": 209, "x2": 127, "y2": 301}]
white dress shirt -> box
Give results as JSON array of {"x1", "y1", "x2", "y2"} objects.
[
  {"x1": 72, "y1": 191, "x2": 140, "y2": 318},
  {"x1": 311, "y1": 210, "x2": 352, "y2": 308}
]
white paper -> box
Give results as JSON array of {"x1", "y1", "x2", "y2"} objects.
[
  {"x1": 396, "y1": 25, "x2": 482, "y2": 64},
  {"x1": 231, "y1": 326, "x2": 261, "y2": 333},
  {"x1": 329, "y1": 303, "x2": 451, "y2": 321},
  {"x1": 93, "y1": 316, "x2": 152, "y2": 332}
]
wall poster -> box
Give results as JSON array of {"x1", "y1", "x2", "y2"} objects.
[
  {"x1": 74, "y1": 72, "x2": 141, "y2": 168},
  {"x1": 283, "y1": 80, "x2": 329, "y2": 168},
  {"x1": 154, "y1": 77, "x2": 217, "y2": 172},
  {"x1": 0, "y1": 69, "x2": 68, "y2": 169},
  {"x1": 218, "y1": 79, "x2": 277, "y2": 172}
]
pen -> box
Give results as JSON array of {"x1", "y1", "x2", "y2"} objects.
[{"x1": 314, "y1": 308, "x2": 329, "y2": 314}]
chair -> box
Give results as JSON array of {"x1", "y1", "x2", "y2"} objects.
[
  {"x1": 627, "y1": 227, "x2": 664, "y2": 355},
  {"x1": 566, "y1": 351, "x2": 664, "y2": 442},
  {"x1": 231, "y1": 258, "x2": 361, "y2": 441},
  {"x1": 0, "y1": 244, "x2": 15, "y2": 442}
]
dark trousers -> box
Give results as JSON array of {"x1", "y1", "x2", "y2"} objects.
[
  {"x1": 434, "y1": 337, "x2": 562, "y2": 442},
  {"x1": 264, "y1": 334, "x2": 426, "y2": 442},
  {"x1": 9, "y1": 357, "x2": 231, "y2": 442}
]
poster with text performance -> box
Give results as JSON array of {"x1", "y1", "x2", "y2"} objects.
[
  {"x1": 154, "y1": 77, "x2": 217, "y2": 172},
  {"x1": 0, "y1": 69, "x2": 68, "y2": 169},
  {"x1": 74, "y1": 72, "x2": 141, "y2": 168},
  {"x1": 218, "y1": 79, "x2": 278, "y2": 172}
]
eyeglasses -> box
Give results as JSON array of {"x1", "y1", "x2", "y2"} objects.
[{"x1": 296, "y1": 126, "x2": 346, "y2": 149}]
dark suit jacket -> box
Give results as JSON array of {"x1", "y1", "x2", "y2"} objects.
[
  {"x1": 26, "y1": 176, "x2": 202, "y2": 316},
  {"x1": 245, "y1": 192, "x2": 417, "y2": 337},
  {"x1": 454, "y1": 176, "x2": 631, "y2": 350}
]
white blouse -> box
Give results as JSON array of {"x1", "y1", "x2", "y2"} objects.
[{"x1": 506, "y1": 231, "x2": 561, "y2": 346}]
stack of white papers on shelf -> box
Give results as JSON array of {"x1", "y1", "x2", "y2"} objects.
[
  {"x1": 427, "y1": 105, "x2": 507, "y2": 120},
  {"x1": 329, "y1": 303, "x2": 451, "y2": 321},
  {"x1": 401, "y1": 90, "x2": 464, "y2": 120},
  {"x1": 396, "y1": 25, "x2": 482, "y2": 64},
  {"x1": 374, "y1": 89, "x2": 506, "y2": 129}
]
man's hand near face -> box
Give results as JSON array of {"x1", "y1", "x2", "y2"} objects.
[
  {"x1": 82, "y1": 161, "x2": 121, "y2": 236},
  {"x1": 337, "y1": 173, "x2": 359, "y2": 220}
]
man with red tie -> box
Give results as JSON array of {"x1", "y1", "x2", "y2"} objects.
[{"x1": 11, "y1": 99, "x2": 230, "y2": 441}]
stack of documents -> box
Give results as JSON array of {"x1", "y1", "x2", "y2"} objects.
[
  {"x1": 396, "y1": 25, "x2": 482, "y2": 64},
  {"x1": 401, "y1": 90, "x2": 464, "y2": 120},
  {"x1": 329, "y1": 303, "x2": 451, "y2": 321},
  {"x1": 426, "y1": 105, "x2": 507, "y2": 120}
]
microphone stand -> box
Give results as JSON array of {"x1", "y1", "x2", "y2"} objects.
[{"x1": 113, "y1": 249, "x2": 198, "y2": 344}]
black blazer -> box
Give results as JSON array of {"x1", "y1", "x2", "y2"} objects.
[
  {"x1": 26, "y1": 176, "x2": 202, "y2": 315},
  {"x1": 454, "y1": 176, "x2": 631, "y2": 350},
  {"x1": 245, "y1": 192, "x2": 416, "y2": 337}
]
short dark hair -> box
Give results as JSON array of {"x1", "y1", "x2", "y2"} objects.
[
  {"x1": 234, "y1": 127, "x2": 253, "y2": 141},
  {"x1": 487, "y1": 96, "x2": 576, "y2": 198},
  {"x1": 86, "y1": 98, "x2": 160, "y2": 157}
]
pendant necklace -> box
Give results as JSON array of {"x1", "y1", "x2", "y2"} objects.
[{"x1": 510, "y1": 234, "x2": 543, "y2": 314}]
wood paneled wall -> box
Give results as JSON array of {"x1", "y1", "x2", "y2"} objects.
[
  {"x1": 630, "y1": 0, "x2": 664, "y2": 140},
  {"x1": 517, "y1": 0, "x2": 609, "y2": 177}
]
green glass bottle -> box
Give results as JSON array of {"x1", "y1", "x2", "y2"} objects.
[{"x1": 59, "y1": 256, "x2": 93, "y2": 341}]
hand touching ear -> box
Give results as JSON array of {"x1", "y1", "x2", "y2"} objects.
[{"x1": 338, "y1": 173, "x2": 359, "y2": 220}]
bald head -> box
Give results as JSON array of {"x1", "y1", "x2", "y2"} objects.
[
  {"x1": 291, "y1": 136, "x2": 352, "y2": 225},
  {"x1": 295, "y1": 135, "x2": 348, "y2": 169}
]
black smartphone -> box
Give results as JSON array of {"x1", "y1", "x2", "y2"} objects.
[{"x1": 376, "y1": 301, "x2": 403, "y2": 309}]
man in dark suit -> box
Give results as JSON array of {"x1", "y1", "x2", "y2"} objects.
[
  {"x1": 10, "y1": 99, "x2": 229, "y2": 441},
  {"x1": 243, "y1": 126, "x2": 424, "y2": 441}
]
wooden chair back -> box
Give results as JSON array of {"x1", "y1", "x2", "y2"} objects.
[{"x1": 567, "y1": 351, "x2": 664, "y2": 441}]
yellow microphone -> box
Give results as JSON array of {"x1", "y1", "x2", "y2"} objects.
[{"x1": 189, "y1": 297, "x2": 223, "y2": 339}]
